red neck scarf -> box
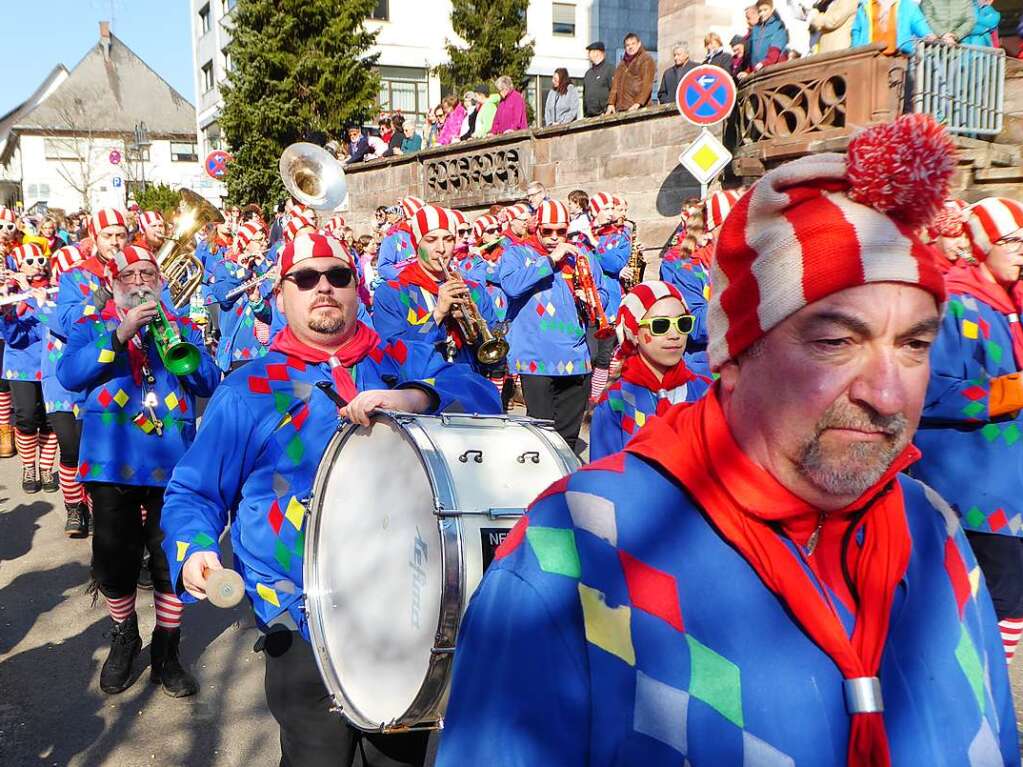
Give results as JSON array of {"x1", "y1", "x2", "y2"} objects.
[
  {"x1": 945, "y1": 262, "x2": 1023, "y2": 369},
  {"x1": 620, "y1": 354, "x2": 701, "y2": 416},
  {"x1": 626, "y1": 389, "x2": 915, "y2": 767},
  {"x1": 398, "y1": 260, "x2": 442, "y2": 295},
  {"x1": 269, "y1": 322, "x2": 380, "y2": 403}
]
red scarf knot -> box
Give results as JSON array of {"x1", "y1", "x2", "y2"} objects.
[{"x1": 269, "y1": 322, "x2": 381, "y2": 403}]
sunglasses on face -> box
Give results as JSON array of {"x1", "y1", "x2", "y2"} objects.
[
  {"x1": 22, "y1": 256, "x2": 49, "y2": 267},
  {"x1": 283, "y1": 266, "x2": 353, "y2": 290},
  {"x1": 0, "y1": 223, "x2": 17, "y2": 232},
  {"x1": 483, "y1": 227, "x2": 501, "y2": 235},
  {"x1": 540, "y1": 226, "x2": 568, "y2": 237},
  {"x1": 639, "y1": 314, "x2": 696, "y2": 336},
  {"x1": 457, "y1": 227, "x2": 472, "y2": 235}
]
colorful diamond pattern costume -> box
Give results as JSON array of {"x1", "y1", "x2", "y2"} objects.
[
  {"x1": 375, "y1": 223, "x2": 416, "y2": 281},
  {"x1": 593, "y1": 228, "x2": 631, "y2": 320},
  {"x1": 660, "y1": 256, "x2": 711, "y2": 352},
  {"x1": 209, "y1": 257, "x2": 275, "y2": 372}
]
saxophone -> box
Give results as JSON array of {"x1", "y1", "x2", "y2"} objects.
[{"x1": 622, "y1": 219, "x2": 644, "y2": 291}]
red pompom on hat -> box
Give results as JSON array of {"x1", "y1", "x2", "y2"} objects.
[
  {"x1": 616, "y1": 281, "x2": 687, "y2": 356},
  {"x1": 928, "y1": 199, "x2": 968, "y2": 239},
  {"x1": 279, "y1": 232, "x2": 352, "y2": 276},
  {"x1": 89, "y1": 208, "x2": 128, "y2": 238},
  {"x1": 708, "y1": 113, "x2": 953, "y2": 371},
  {"x1": 536, "y1": 200, "x2": 570, "y2": 227},
  {"x1": 964, "y1": 197, "x2": 1023, "y2": 261},
  {"x1": 104, "y1": 245, "x2": 158, "y2": 286},
  {"x1": 409, "y1": 205, "x2": 457, "y2": 249}
]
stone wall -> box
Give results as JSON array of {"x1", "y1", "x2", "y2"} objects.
[{"x1": 340, "y1": 105, "x2": 705, "y2": 248}]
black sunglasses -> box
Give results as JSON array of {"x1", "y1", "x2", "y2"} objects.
[{"x1": 283, "y1": 266, "x2": 354, "y2": 291}]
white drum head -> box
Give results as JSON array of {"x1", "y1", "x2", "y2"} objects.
[{"x1": 306, "y1": 418, "x2": 442, "y2": 730}]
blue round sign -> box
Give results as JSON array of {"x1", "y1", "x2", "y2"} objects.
[
  {"x1": 205, "y1": 150, "x2": 233, "y2": 180},
  {"x1": 675, "y1": 65, "x2": 737, "y2": 126}
]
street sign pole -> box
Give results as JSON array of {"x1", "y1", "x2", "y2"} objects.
[{"x1": 675, "y1": 66, "x2": 737, "y2": 197}]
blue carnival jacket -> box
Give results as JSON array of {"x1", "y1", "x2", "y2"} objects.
[
  {"x1": 594, "y1": 228, "x2": 631, "y2": 320},
  {"x1": 1, "y1": 297, "x2": 45, "y2": 381},
  {"x1": 590, "y1": 353, "x2": 711, "y2": 461},
  {"x1": 209, "y1": 257, "x2": 274, "y2": 371},
  {"x1": 914, "y1": 289, "x2": 1023, "y2": 537},
  {"x1": 13, "y1": 300, "x2": 80, "y2": 413},
  {"x1": 373, "y1": 265, "x2": 500, "y2": 373},
  {"x1": 56, "y1": 306, "x2": 220, "y2": 486},
  {"x1": 499, "y1": 242, "x2": 605, "y2": 377},
  {"x1": 459, "y1": 254, "x2": 509, "y2": 323},
  {"x1": 160, "y1": 338, "x2": 503, "y2": 636},
  {"x1": 376, "y1": 225, "x2": 416, "y2": 281},
  {"x1": 437, "y1": 451, "x2": 1018, "y2": 766},
  {"x1": 660, "y1": 256, "x2": 711, "y2": 351}
]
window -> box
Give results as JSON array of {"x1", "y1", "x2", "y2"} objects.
[
  {"x1": 171, "y1": 142, "x2": 199, "y2": 162},
  {"x1": 198, "y1": 3, "x2": 210, "y2": 35},
  {"x1": 26, "y1": 184, "x2": 37, "y2": 198},
  {"x1": 39, "y1": 184, "x2": 50, "y2": 198},
  {"x1": 221, "y1": 47, "x2": 233, "y2": 74},
  {"x1": 222, "y1": 0, "x2": 236, "y2": 13},
  {"x1": 201, "y1": 61, "x2": 214, "y2": 93},
  {"x1": 370, "y1": 0, "x2": 389, "y2": 20},
  {"x1": 377, "y1": 66, "x2": 429, "y2": 126},
  {"x1": 552, "y1": 3, "x2": 575, "y2": 36},
  {"x1": 204, "y1": 123, "x2": 223, "y2": 153},
  {"x1": 43, "y1": 137, "x2": 82, "y2": 160},
  {"x1": 126, "y1": 146, "x2": 151, "y2": 162}
]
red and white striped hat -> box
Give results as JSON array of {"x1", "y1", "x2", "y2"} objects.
[
  {"x1": 89, "y1": 208, "x2": 128, "y2": 238},
  {"x1": 708, "y1": 114, "x2": 953, "y2": 371},
  {"x1": 235, "y1": 220, "x2": 267, "y2": 252},
  {"x1": 400, "y1": 196, "x2": 426, "y2": 219},
  {"x1": 284, "y1": 210, "x2": 317, "y2": 242},
  {"x1": 616, "y1": 281, "x2": 687, "y2": 356},
  {"x1": 705, "y1": 190, "x2": 743, "y2": 232},
  {"x1": 472, "y1": 214, "x2": 499, "y2": 242},
  {"x1": 929, "y1": 198, "x2": 969, "y2": 239},
  {"x1": 964, "y1": 197, "x2": 1023, "y2": 261},
  {"x1": 321, "y1": 213, "x2": 347, "y2": 235},
  {"x1": 503, "y1": 203, "x2": 532, "y2": 222},
  {"x1": 536, "y1": 200, "x2": 570, "y2": 227},
  {"x1": 589, "y1": 192, "x2": 615, "y2": 217},
  {"x1": 0, "y1": 207, "x2": 18, "y2": 224},
  {"x1": 138, "y1": 211, "x2": 164, "y2": 234},
  {"x1": 447, "y1": 209, "x2": 468, "y2": 229},
  {"x1": 51, "y1": 245, "x2": 85, "y2": 279},
  {"x1": 409, "y1": 205, "x2": 458, "y2": 249},
  {"x1": 611, "y1": 194, "x2": 627, "y2": 208},
  {"x1": 104, "y1": 245, "x2": 158, "y2": 285},
  {"x1": 279, "y1": 232, "x2": 352, "y2": 276},
  {"x1": 10, "y1": 242, "x2": 46, "y2": 266}
]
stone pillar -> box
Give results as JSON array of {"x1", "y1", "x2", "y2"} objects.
[{"x1": 658, "y1": 0, "x2": 739, "y2": 73}]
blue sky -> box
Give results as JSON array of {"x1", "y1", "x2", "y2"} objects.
[{"x1": 2, "y1": 0, "x2": 193, "y2": 115}]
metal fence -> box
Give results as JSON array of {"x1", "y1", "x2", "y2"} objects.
[{"x1": 910, "y1": 41, "x2": 1005, "y2": 135}]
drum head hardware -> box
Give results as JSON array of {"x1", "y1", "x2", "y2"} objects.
[
  {"x1": 516, "y1": 451, "x2": 541, "y2": 464},
  {"x1": 457, "y1": 449, "x2": 483, "y2": 464}
]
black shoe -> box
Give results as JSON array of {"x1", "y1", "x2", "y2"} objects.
[
  {"x1": 41, "y1": 469, "x2": 58, "y2": 493},
  {"x1": 21, "y1": 465, "x2": 40, "y2": 494},
  {"x1": 137, "y1": 552, "x2": 153, "y2": 590},
  {"x1": 64, "y1": 503, "x2": 88, "y2": 539},
  {"x1": 100, "y1": 613, "x2": 142, "y2": 694},
  {"x1": 86, "y1": 505, "x2": 93, "y2": 534},
  {"x1": 150, "y1": 627, "x2": 198, "y2": 698}
]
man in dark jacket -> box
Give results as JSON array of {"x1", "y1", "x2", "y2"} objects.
[
  {"x1": 583, "y1": 42, "x2": 614, "y2": 117},
  {"x1": 344, "y1": 125, "x2": 370, "y2": 165},
  {"x1": 703, "y1": 32, "x2": 734, "y2": 70},
  {"x1": 607, "y1": 32, "x2": 656, "y2": 113},
  {"x1": 656, "y1": 43, "x2": 697, "y2": 105}
]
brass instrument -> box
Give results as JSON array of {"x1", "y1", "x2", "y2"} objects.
[
  {"x1": 157, "y1": 189, "x2": 224, "y2": 310},
  {"x1": 151, "y1": 302, "x2": 201, "y2": 377},
  {"x1": 573, "y1": 247, "x2": 615, "y2": 339},
  {"x1": 280, "y1": 142, "x2": 348, "y2": 211},
  {"x1": 226, "y1": 266, "x2": 278, "y2": 301},
  {"x1": 622, "y1": 219, "x2": 644, "y2": 291},
  {"x1": 441, "y1": 257, "x2": 509, "y2": 365}
]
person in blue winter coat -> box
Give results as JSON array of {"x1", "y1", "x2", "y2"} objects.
[
  {"x1": 749, "y1": 0, "x2": 790, "y2": 69},
  {"x1": 57, "y1": 245, "x2": 220, "y2": 701},
  {"x1": 373, "y1": 205, "x2": 501, "y2": 375},
  {"x1": 159, "y1": 231, "x2": 500, "y2": 767},
  {"x1": 437, "y1": 116, "x2": 1019, "y2": 766},
  {"x1": 590, "y1": 281, "x2": 711, "y2": 461},
  {"x1": 850, "y1": 0, "x2": 936, "y2": 54},
  {"x1": 913, "y1": 197, "x2": 1023, "y2": 665},
  {"x1": 376, "y1": 197, "x2": 425, "y2": 281},
  {"x1": 208, "y1": 220, "x2": 275, "y2": 373},
  {"x1": 962, "y1": 0, "x2": 1000, "y2": 46},
  {"x1": 500, "y1": 199, "x2": 606, "y2": 451}
]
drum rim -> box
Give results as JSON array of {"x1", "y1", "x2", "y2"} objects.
[{"x1": 304, "y1": 411, "x2": 463, "y2": 732}]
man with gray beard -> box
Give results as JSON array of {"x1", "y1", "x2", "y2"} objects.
[{"x1": 438, "y1": 115, "x2": 1019, "y2": 765}]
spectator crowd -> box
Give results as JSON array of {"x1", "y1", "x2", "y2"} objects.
[{"x1": 340, "y1": 0, "x2": 1010, "y2": 165}]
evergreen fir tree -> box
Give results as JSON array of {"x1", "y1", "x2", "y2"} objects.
[
  {"x1": 437, "y1": 0, "x2": 534, "y2": 94},
  {"x1": 219, "y1": 0, "x2": 380, "y2": 206}
]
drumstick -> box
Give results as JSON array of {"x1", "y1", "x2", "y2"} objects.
[{"x1": 204, "y1": 567, "x2": 245, "y2": 608}]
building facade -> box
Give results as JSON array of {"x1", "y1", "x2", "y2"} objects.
[
  {"x1": 0, "y1": 23, "x2": 207, "y2": 213},
  {"x1": 189, "y1": 0, "x2": 660, "y2": 158}
]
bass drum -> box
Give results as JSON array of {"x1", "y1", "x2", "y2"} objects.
[{"x1": 304, "y1": 412, "x2": 579, "y2": 732}]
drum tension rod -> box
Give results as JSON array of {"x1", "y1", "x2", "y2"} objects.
[
  {"x1": 458, "y1": 450, "x2": 484, "y2": 464},
  {"x1": 517, "y1": 451, "x2": 541, "y2": 464}
]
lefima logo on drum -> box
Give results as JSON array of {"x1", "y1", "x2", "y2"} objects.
[{"x1": 409, "y1": 527, "x2": 429, "y2": 630}]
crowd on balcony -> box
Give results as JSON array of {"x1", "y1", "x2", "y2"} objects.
[{"x1": 338, "y1": 0, "x2": 1011, "y2": 165}]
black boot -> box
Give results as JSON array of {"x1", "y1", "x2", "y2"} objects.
[
  {"x1": 21, "y1": 464, "x2": 40, "y2": 494},
  {"x1": 137, "y1": 550, "x2": 153, "y2": 590},
  {"x1": 41, "y1": 469, "x2": 58, "y2": 493},
  {"x1": 63, "y1": 503, "x2": 88, "y2": 538},
  {"x1": 99, "y1": 613, "x2": 141, "y2": 694},
  {"x1": 150, "y1": 627, "x2": 198, "y2": 698}
]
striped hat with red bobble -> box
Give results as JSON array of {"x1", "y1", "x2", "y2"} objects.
[
  {"x1": 705, "y1": 189, "x2": 743, "y2": 232},
  {"x1": 89, "y1": 208, "x2": 128, "y2": 238},
  {"x1": 446, "y1": 208, "x2": 468, "y2": 229},
  {"x1": 400, "y1": 196, "x2": 426, "y2": 219},
  {"x1": 51, "y1": 245, "x2": 85, "y2": 279},
  {"x1": 963, "y1": 197, "x2": 1023, "y2": 260},
  {"x1": 235, "y1": 220, "x2": 268, "y2": 253},
  {"x1": 617, "y1": 281, "x2": 687, "y2": 356},
  {"x1": 502, "y1": 203, "x2": 532, "y2": 222},
  {"x1": 707, "y1": 114, "x2": 954, "y2": 371},
  {"x1": 409, "y1": 205, "x2": 458, "y2": 249},
  {"x1": 279, "y1": 232, "x2": 353, "y2": 276},
  {"x1": 10, "y1": 242, "x2": 46, "y2": 267}
]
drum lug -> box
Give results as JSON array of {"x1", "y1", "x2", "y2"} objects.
[
  {"x1": 431, "y1": 646, "x2": 455, "y2": 655},
  {"x1": 516, "y1": 451, "x2": 541, "y2": 464},
  {"x1": 458, "y1": 449, "x2": 483, "y2": 464}
]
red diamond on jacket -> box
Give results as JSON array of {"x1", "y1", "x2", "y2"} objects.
[
  {"x1": 97, "y1": 388, "x2": 113, "y2": 409},
  {"x1": 619, "y1": 549, "x2": 684, "y2": 632}
]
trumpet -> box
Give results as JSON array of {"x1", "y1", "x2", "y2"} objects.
[
  {"x1": 0, "y1": 286, "x2": 57, "y2": 306},
  {"x1": 151, "y1": 302, "x2": 201, "y2": 377},
  {"x1": 573, "y1": 248, "x2": 615, "y2": 339},
  {"x1": 441, "y1": 257, "x2": 508, "y2": 365},
  {"x1": 622, "y1": 219, "x2": 645, "y2": 291},
  {"x1": 226, "y1": 266, "x2": 278, "y2": 301}
]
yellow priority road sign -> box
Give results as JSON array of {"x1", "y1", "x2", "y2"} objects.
[{"x1": 679, "y1": 128, "x2": 732, "y2": 186}]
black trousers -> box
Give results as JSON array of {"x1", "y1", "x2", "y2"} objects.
[
  {"x1": 520, "y1": 373, "x2": 590, "y2": 451},
  {"x1": 89, "y1": 483, "x2": 172, "y2": 598},
  {"x1": 262, "y1": 629, "x2": 429, "y2": 767},
  {"x1": 8, "y1": 380, "x2": 50, "y2": 434},
  {"x1": 585, "y1": 326, "x2": 616, "y2": 368},
  {"x1": 46, "y1": 411, "x2": 81, "y2": 467},
  {"x1": 966, "y1": 531, "x2": 1023, "y2": 619}
]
